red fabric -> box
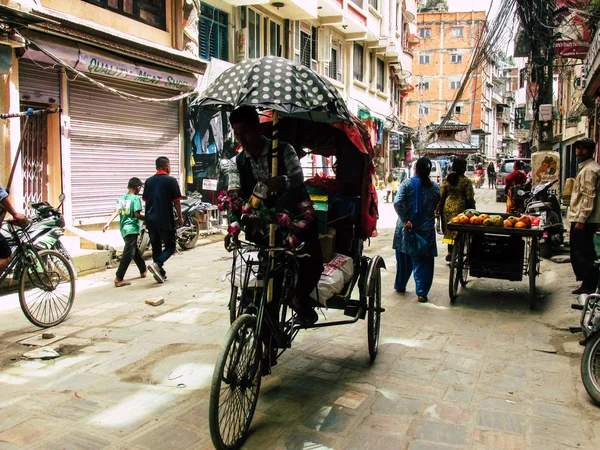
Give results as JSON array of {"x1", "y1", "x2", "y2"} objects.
[{"x1": 504, "y1": 170, "x2": 527, "y2": 193}]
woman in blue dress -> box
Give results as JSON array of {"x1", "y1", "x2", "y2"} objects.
[{"x1": 393, "y1": 157, "x2": 441, "y2": 303}]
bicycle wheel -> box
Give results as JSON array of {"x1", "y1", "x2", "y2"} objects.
[
  {"x1": 209, "y1": 314, "x2": 262, "y2": 450},
  {"x1": 19, "y1": 249, "x2": 76, "y2": 328},
  {"x1": 448, "y1": 233, "x2": 463, "y2": 303},
  {"x1": 368, "y1": 267, "x2": 382, "y2": 362}
]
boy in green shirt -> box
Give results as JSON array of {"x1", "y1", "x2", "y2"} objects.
[{"x1": 103, "y1": 177, "x2": 146, "y2": 287}]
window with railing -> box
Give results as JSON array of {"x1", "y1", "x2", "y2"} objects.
[
  {"x1": 419, "y1": 54, "x2": 430, "y2": 64},
  {"x1": 418, "y1": 105, "x2": 430, "y2": 115},
  {"x1": 450, "y1": 80, "x2": 461, "y2": 89},
  {"x1": 83, "y1": 0, "x2": 166, "y2": 30},
  {"x1": 450, "y1": 28, "x2": 463, "y2": 37}
]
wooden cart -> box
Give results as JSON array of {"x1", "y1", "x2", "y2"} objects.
[{"x1": 447, "y1": 212, "x2": 543, "y2": 309}]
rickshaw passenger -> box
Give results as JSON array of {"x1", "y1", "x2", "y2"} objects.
[{"x1": 226, "y1": 106, "x2": 323, "y2": 325}]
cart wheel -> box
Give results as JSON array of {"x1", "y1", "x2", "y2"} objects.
[
  {"x1": 368, "y1": 267, "x2": 382, "y2": 362},
  {"x1": 459, "y1": 235, "x2": 469, "y2": 287},
  {"x1": 529, "y1": 238, "x2": 538, "y2": 310},
  {"x1": 209, "y1": 314, "x2": 262, "y2": 450},
  {"x1": 449, "y1": 234, "x2": 464, "y2": 303}
]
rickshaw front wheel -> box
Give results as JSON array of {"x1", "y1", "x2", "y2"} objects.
[
  {"x1": 209, "y1": 314, "x2": 262, "y2": 450},
  {"x1": 368, "y1": 267, "x2": 382, "y2": 362}
]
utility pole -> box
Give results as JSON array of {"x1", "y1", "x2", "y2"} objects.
[{"x1": 532, "y1": 0, "x2": 555, "y2": 153}]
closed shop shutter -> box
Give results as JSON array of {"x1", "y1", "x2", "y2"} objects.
[
  {"x1": 69, "y1": 76, "x2": 181, "y2": 223},
  {"x1": 18, "y1": 59, "x2": 61, "y2": 104}
]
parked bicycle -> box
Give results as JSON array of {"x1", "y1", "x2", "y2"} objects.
[{"x1": 1, "y1": 219, "x2": 75, "y2": 327}]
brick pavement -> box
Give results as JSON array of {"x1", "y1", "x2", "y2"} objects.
[{"x1": 0, "y1": 224, "x2": 598, "y2": 449}]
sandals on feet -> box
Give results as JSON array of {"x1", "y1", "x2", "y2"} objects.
[{"x1": 114, "y1": 279, "x2": 131, "y2": 287}]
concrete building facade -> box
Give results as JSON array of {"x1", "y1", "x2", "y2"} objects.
[{"x1": 404, "y1": 11, "x2": 489, "y2": 156}]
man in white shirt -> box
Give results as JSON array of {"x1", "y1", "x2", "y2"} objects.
[{"x1": 568, "y1": 138, "x2": 600, "y2": 294}]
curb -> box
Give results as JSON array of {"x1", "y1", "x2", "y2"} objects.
[{"x1": 73, "y1": 232, "x2": 226, "y2": 276}]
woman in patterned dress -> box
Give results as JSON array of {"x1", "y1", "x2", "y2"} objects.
[{"x1": 435, "y1": 159, "x2": 476, "y2": 262}]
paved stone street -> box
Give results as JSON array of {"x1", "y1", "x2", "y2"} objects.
[{"x1": 1, "y1": 186, "x2": 599, "y2": 449}]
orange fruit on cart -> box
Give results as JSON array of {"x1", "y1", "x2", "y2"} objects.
[
  {"x1": 469, "y1": 216, "x2": 479, "y2": 225},
  {"x1": 514, "y1": 221, "x2": 527, "y2": 229},
  {"x1": 518, "y1": 216, "x2": 531, "y2": 227},
  {"x1": 504, "y1": 219, "x2": 513, "y2": 227}
]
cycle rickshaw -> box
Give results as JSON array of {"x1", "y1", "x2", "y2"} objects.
[{"x1": 191, "y1": 56, "x2": 385, "y2": 449}]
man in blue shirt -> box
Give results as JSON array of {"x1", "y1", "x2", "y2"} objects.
[{"x1": 143, "y1": 157, "x2": 184, "y2": 283}]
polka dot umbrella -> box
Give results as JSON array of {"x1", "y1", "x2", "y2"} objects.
[{"x1": 190, "y1": 56, "x2": 352, "y2": 124}]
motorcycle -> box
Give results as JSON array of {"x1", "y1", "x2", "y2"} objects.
[
  {"x1": 571, "y1": 270, "x2": 600, "y2": 404},
  {"x1": 2, "y1": 194, "x2": 71, "y2": 261},
  {"x1": 525, "y1": 179, "x2": 564, "y2": 258},
  {"x1": 473, "y1": 172, "x2": 484, "y2": 189},
  {"x1": 138, "y1": 194, "x2": 211, "y2": 254}
]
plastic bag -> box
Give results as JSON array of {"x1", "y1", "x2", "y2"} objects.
[{"x1": 404, "y1": 228, "x2": 429, "y2": 257}]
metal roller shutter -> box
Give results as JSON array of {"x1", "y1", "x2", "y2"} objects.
[
  {"x1": 69, "y1": 76, "x2": 181, "y2": 222},
  {"x1": 18, "y1": 59, "x2": 61, "y2": 104}
]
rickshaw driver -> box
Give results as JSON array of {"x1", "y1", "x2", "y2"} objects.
[{"x1": 224, "y1": 106, "x2": 323, "y2": 326}]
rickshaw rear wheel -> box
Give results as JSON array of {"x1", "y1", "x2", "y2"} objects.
[
  {"x1": 209, "y1": 314, "x2": 262, "y2": 450},
  {"x1": 229, "y1": 285, "x2": 239, "y2": 324},
  {"x1": 449, "y1": 234, "x2": 464, "y2": 303},
  {"x1": 368, "y1": 267, "x2": 382, "y2": 362}
]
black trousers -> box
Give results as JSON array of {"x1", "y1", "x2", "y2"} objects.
[
  {"x1": 147, "y1": 224, "x2": 176, "y2": 274},
  {"x1": 570, "y1": 222, "x2": 599, "y2": 288},
  {"x1": 116, "y1": 234, "x2": 146, "y2": 280}
]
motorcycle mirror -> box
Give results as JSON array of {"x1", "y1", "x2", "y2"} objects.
[
  {"x1": 58, "y1": 193, "x2": 65, "y2": 203},
  {"x1": 517, "y1": 190, "x2": 525, "y2": 196}
]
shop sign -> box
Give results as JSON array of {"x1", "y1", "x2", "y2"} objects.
[
  {"x1": 470, "y1": 135, "x2": 480, "y2": 148},
  {"x1": 202, "y1": 179, "x2": 218, "y2": 191},
  {"x1": 77, "y1": 47, "x2": 196, "y2": 91},
  {"x1": 584, "y1": 27, "x2": 600, "y2": 87},
  {"x1": 389, "y1": 132, "x2": 400, "y2": 150}
]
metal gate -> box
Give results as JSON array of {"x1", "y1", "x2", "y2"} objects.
[
  {"x1": 20, "y1": 104, "x2": 48, "y2": 214},
  {"x1": 69, "y1": 76, "x2": 181, "y2": 222},
  {"x1": 18, "y1": 59, "x2": 61, "y2": 214}
]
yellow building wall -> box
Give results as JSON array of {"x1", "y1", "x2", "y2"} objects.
[{"x1": 40, "y1": 0, "x2": 175, "y2": 48}]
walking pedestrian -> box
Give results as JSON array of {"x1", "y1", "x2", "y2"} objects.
[
  {"x1": 143, "y1": 156, "x2": 184, "y2": 283},
  {"x1": 103, "y1": 177, "x2": 146, "y2": 287},
  {"x1": 568, "y1": 138, "x2": 600, "y2": 294},
  {"x1": 435, "y1": 159, "x2": 475, "y2": 262},
  {"x1": 391, "y1": 177, "x2": 400, "y2": 200},
  {"x1": 385, "y1": 173, "x2": 393, "y2": 203},
  {"x1": 393, "y1": 157, "x2": 440, "y2": 303},
  {"x1": 487, "y1": 162, "x2": 496, "y2": 189}
]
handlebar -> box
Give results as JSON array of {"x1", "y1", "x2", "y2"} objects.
[{"x1": 228, "y1": 238, "x2": 306, "y2": 254}]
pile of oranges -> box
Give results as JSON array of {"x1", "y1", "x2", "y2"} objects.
[
  {"x1": 450, "y1": 210, "x2": 533, "y2": 229},
  {"x1": 503, "y1": 216, "x2": 532, "y2": 228}
]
